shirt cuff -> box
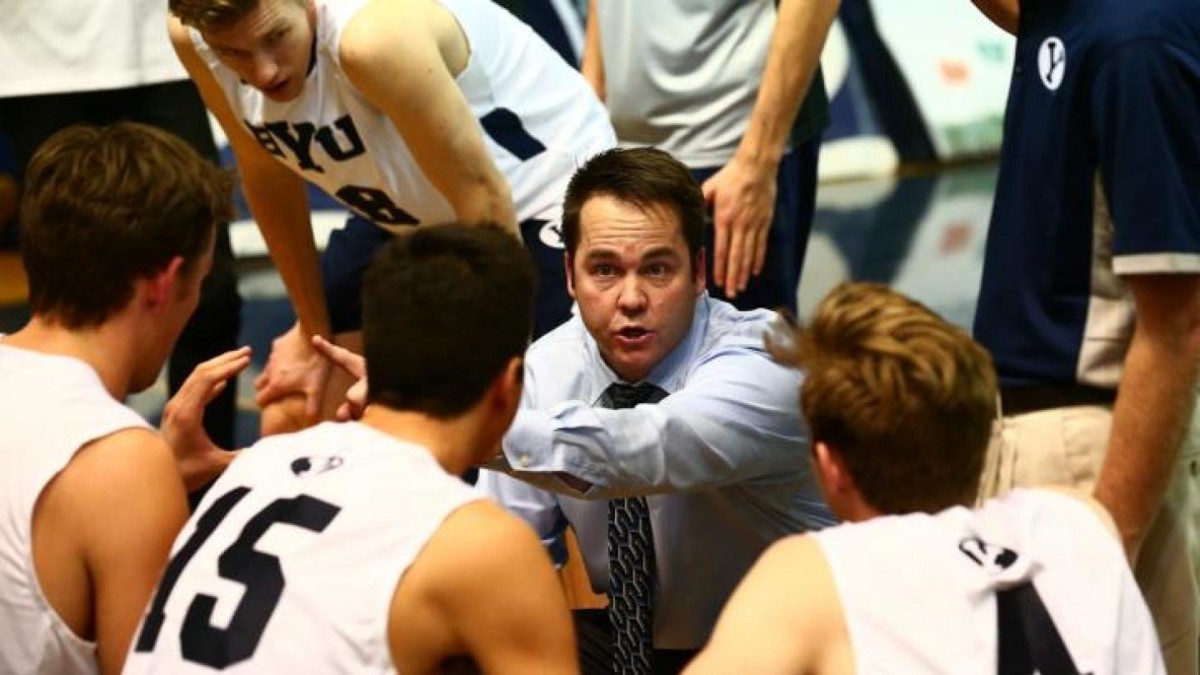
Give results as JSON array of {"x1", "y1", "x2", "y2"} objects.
[{"x1": 502, "y1": 408, "x2": 557, "y2": 471}]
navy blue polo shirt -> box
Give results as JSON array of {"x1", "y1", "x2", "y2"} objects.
[{"x1": 974, "y1": 0, "x2": 1200, "y2": 389}]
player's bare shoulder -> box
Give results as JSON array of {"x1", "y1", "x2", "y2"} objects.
[
  {"x1": 338, "y1": 0, "x2": 468, "y2": 78},
  {"x1": 688, "y1": 535, "x2": 852, "y2": 675},
  {"x1": 386, "y1": 499, "x2": 575, "y2": 674}
]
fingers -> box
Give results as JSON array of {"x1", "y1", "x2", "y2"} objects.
[
  {"x1": 701, "y1": 177, "x2": 729, "y2": 290},
  {"x1": 255, "y1": 378, "x2": 293, "y2": 408},
  {"x1": 725, "y1": 218, "x2": 748, "y2": 299},
  {"x1": 181, "y1": 347, "x2": 252, "y2": 406},
  {"x1": 735, "y1": 219, "x2": 762, "y2": 294},
  {"x1": 164, "y1": 347, "x2": 251, "y2": 444},
  {"x1": 752, "y1": 224, "x2": 769, "y2": 277},
  {"x1": 304, "y1": 387, "x2": 322, "y2": 422},
  {"x1": 312, "y1": 335, "x2": 366, "y2": 379}
]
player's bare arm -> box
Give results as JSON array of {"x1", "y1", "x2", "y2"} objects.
[
  {"x1": 169, "y1": 18, "x2": 335, "y2": 421},
  {"x1": 340, "y1": 0, "x2": 518, "y2": 232},
  {"x1": 686, "y1": 535, "x2": 850, "y2": 675},
  {"x1": 971, "y1": 0, "x2": 1019, "y2": 35},
  {"x1": 702, "y1": 0, "x2": 840, "y2": 298},
  {"x1": 388, "y1": 501, "x2": 577, "y2": 674},
  {"x1": 581, "y1": 0, "x2": 605, "y2": 100},
  {"x1": 1094, "y1": 274, "x2": 1200, "y2": 561},
  {"x1": 34, "y1": 429, "x2": 189, "y2": 674}
]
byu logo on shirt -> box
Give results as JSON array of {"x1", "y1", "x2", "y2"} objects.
[
  {"x1": 958, "y1": 536, "x2": 1019, "y2": 572},
  {"x1": 540, "y1": 221, "x2": 564, "y2": 249},
  {"x1": 1038, "y1": 37, "x2": 1067, "y2": 91}
]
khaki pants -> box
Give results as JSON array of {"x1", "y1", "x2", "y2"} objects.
[{"x1": 978, "y1": 403, "x2": 1200, "y2": 675}]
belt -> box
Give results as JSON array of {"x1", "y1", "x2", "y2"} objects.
[{"x1": 999, "y1": 384, "x2": 1116, "y2": 417}]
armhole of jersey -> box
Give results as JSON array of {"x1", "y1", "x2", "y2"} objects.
[
  {"x1": 378, "y1": 491, "x2": 486, "y2": 667},
  {"x1": 24, "y1": 421, "x2": 151, "y2": 660},
  {"x1": 809, "y1": 533, "x2": 865, "y2": 669}
]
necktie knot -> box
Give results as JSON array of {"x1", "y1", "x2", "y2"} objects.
[{"x1": 603, "y1": 382, "x2": 668, "y2": 410}]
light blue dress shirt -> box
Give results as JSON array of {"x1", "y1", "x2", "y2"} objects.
[{"x1": 477, "y1": 294, "x2": 834, "y2": 649}]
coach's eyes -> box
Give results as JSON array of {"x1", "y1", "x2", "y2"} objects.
[{"x1": 592, "y1": 264, "x2": 618, "y2": 278}]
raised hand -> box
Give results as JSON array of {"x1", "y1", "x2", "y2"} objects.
[
  {"x1": 312, "y1": 335, "x2": 368, "y2": 422},
  {"x1": 162, "y1": 346, "x2": 252, "y2": 490}
]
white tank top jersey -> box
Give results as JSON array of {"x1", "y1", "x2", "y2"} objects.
[
  {"x1": 123, "y1": 421, "x2": 482, "y2": 674},
  {"x1": 0, "y1": 0, "x2": 188, "y2": 97},
  {"x1": 191, "y1": 0, "x2": 615, "y2": 232},
  {"x1": 813, "y1": 488, "x2": 1164, "y2": 674},
  {"x1": 0, "y1": 342, "x2": 151, "y2": 675}
]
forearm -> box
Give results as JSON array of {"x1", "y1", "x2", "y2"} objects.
[
  {"x1": 241, "y1": 165, "x2": 330, "y2": 338},
  {"x1": 736, "y1": 0, "x2": 839, "y2": 167},
  {"x1": 502, "y1": 378, "x2": 805, "y2": 497},
  {"x1": 581, "y1": 0, "x2": 605, "y2": 100},
  {"x1": 1094, "y1": 328, "x2": 1200, "y2": 554},
  {"x1": 449, "y1": 170, "x2": 517, "y2": 232}
]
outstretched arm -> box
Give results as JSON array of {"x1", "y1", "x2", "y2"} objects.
[
  {"x1": 500, "y1": 346, "x2": 813, "y2": 499},
  {"x1": 704, "y1": 0, "x2": 839, "y2": 297},
  {"x1": 339, "y1": 1, "x2": 517, "y2": 231}
]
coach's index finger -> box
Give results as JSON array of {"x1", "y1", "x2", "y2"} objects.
[{"x1": 312, "y1": 335, "x2": 366, "y2": 379}]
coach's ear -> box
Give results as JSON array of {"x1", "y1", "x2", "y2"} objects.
[
  {"x1": 564, "y1": 252, "x2": 576, "y2": 300},
  {"x1": 142, "y1": 256, "x2": 186, "y2": 312}
]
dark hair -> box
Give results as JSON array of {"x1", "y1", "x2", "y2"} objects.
[
  {"x1": 19, "y1": 122, "x2": 234, "y2": 328},
  {"x1": 562, "y1": 147, "x2": 705, "y2": 265},
  {"x1": 767, "y1": 282, "x2": 998, "y2": 514},
  {"x1": 362, "y1": 224, "x2": 535, "y2": 418}
]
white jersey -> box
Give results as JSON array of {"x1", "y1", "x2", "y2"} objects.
[
  {"x1": 813, "y1": 488, "x2": 1163, "y2": 674},
  {"x1": 0, "y1": 343, "x2": 150, "y2": 674},
  {"x1": 123, "y1": 421, "x2": 481, "y2": 674},
  {"x1": 0, "y1": 0, "x2": 187, "y2": 97},
  {"x1": 192, "y1": 0, "x2": 614, "y2": 232}
]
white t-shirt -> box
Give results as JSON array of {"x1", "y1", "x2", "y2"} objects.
[
  {"x1": 0, "y1": 0, "x2": 187, "y2": 97},
  {"x1": 595, "y1": 0, "x2": 778, "y2": 167},
  {"x1": 0, "y1": 343, "x2": 150, "y2": 674},
  {"x1": 813, "y1": 488, "x2": 1164, "y2": 674},
  {"x1": 123, "y1": 421, "x2": 481, "y2": 673}
]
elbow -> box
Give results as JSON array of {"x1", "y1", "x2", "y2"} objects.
[{"x1": 454, "y1": 178, "x2": 514, "y2": 228}]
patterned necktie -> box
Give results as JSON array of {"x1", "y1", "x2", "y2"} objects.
[{"x1": 601, "y1": 382, "x2": 668, "y2": 675}]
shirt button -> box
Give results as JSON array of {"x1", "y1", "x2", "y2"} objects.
[{"x1": 518, "y1": 454, "x2": 531, "y2": 467}]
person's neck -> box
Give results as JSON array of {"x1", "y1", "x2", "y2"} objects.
[
  {"x1": 5, "y1": 315, "x2": 139, "y2": 400},
  {"x1": 359, "y1": 405, "x2": 484, "y2": 476},
  {"x1": 831, "y1": 489, "x2": 886, "y2": 524}
]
